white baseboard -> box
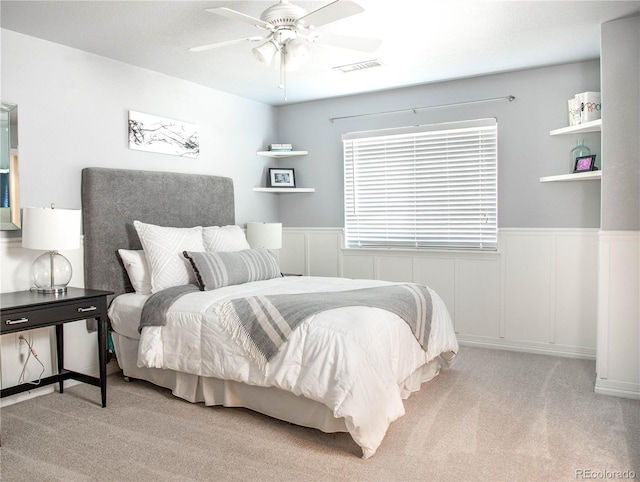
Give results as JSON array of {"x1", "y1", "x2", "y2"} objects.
[
  {"x1": 594, "y1": 378, "x2": 640, "y2": 400},
  {"x1": 457, "y1": 334, "x2": 596, "y2": 360},
  {"x1": 0, "y1": 385, "x2": 55, "y2": 408},
  {"x1": 0, "y1": 360, "x2": 121, "y2": 407}
]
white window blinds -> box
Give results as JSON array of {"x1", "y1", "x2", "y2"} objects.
[{"x1": 343, "y1": 118, "x2": 497, "y2": 250}]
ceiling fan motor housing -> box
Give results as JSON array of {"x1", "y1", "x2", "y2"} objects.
[{"x1": 260, "y1": 1, "x2": 307, "y2": 28}]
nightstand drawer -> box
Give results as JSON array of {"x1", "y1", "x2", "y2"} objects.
[{"x1": 1, "y1": 298, "x2": 106, "y2": 333}]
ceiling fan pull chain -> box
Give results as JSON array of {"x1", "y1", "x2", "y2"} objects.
[{"x1": 279, "y1": 47, "x2": 284, "y2": 89}]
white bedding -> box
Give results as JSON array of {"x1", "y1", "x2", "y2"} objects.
[{"x1": 109, "y1": 276, "x2": 458, "y2": 458}]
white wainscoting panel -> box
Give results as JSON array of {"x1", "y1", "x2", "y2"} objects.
[
  {"x1": 413, "y1": 257, "x2": 456, "y2": 323},
  {"x1": 455, "y1": 258, "x2": 501, "y2": 338},
  {"x1": 280, "y1": 228, "x2": 599, "y2": 360},
  {"x1": 280, "y1": 230, "x2": 307, "y2": 276},
  {"x1": 595, "y1": 231, "x2": 640, "y2": 399},
  {"x1": 502, "y1": 231, "x2": 553, "y2": 344},
  {"x1": 376, "y1": 256, "x2": 414, "y2": 283},
  {"x1": 342, "y1": 252, "x2": 375, "y2": 280},
  {"x1": 554, "y1": 232, "x2": 599, "y2": 350},
  {"x1": 308, "y1": 230, "x2": 341, "y2": 277}
]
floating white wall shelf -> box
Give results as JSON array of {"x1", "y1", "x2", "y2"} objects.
[
  {"x1": 540, "y1": 171, "x2": 601, "y2": 182},
  {"x1": 549, "y1": 119, "x2": 601, "y2": 136},
  {"x1": 543, "y1": 119, "x2": 602, "y2": 182},
  {"x1": 256, "y1": 150, "x2": 308, "y2": 158},
  {"x1": 253, "y1": 187, "x2": 316, "y2": 193},
  {"x1": 256, "y1": 148, "x2": 314, "y2": 192}
]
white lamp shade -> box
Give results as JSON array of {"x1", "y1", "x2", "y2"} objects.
[
  {"x1": 253, "y1": 40, "x2": 279, "y2": 66},
  {"x1": 22, "y1": 206, "x2": 81, "y2": 251},
  {"x1": 246, "y1": 222, "x2": 282, "y2": 250},
  {"x1": 284, "y1": 39, "x2": 312, "y2": 71}
]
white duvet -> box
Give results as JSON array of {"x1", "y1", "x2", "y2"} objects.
[{"x1": 109, "y1": 276, "x2": 458, "y2": 458}]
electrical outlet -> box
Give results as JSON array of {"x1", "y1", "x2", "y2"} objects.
[
  {"x1": 15, "y1": 332, "x2": 27, "y2": 350},
  {"x1": 15, "y1": 333, "x2": 28, "y2": 364}
]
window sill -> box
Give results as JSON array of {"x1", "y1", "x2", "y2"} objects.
[{"x1": 341, "y1": 246, "x2": 500, "y2": 257}]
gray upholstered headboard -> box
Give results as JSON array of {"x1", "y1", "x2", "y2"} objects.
[{"x1": 81, "y1": 167, "x2": 235, "y2": 303}]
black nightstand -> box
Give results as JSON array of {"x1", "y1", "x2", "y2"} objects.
[{"x1": 0, "y1": 287, "x2": 113, "y2": 407}]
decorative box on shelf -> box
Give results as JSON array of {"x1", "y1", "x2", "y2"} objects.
[{"x1": 269, "y1": 143, "x2": 292, "y2": 151}]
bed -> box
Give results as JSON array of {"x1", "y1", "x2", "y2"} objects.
[{"x1": 81, "y1": 167, "x2": 458, "y2": 459}]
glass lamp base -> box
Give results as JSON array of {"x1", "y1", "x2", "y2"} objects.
[
  {"x1": 36, "y1": 286, "x2": 68, "y2": 294},
  {"x1": 31, "y1": 251, "x2": 73, "y2": 294}
]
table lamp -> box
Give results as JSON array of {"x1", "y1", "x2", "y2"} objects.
[
  {"x1": 246, "y1": 222, "x2": 282, "y2": 251},
  {"x1": 22, "y1": 206, "x2": 81, "y2": 293}
]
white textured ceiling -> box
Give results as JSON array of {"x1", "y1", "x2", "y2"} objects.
[{"x1": 2, "y1": 1, "x2": 639, "y2": 106}]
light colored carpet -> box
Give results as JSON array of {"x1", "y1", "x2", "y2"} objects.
[{"x1": 1, "y1": 346, "x2": 638, "y2": 481}]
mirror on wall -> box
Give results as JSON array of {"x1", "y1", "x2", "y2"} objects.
[{"x1": 1, "y1": 102, "x2": 20, "y2": 230}]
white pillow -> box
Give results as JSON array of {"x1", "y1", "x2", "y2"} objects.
[
  {"x1": 133, "y1": 221, "x2": 205, "y2": 293},
  {"x1": 202, "y1": 225, "x2": 250, "y2": 252},
  {"x1": 118, "y1": 249, "x2": 152, "y2": 295}
]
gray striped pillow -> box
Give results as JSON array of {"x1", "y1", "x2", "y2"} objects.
[{"x1": 183, "y1": 248, "x2": 281, "y2": 291}]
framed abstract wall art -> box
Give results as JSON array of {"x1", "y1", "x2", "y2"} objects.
[{"x1": 128, "y1": 111, "x2": 199, "y2": 158}]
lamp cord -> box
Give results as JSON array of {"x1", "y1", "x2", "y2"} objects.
[{"x1": 18, "y1": 335, "x2": 46, "y2": 386}]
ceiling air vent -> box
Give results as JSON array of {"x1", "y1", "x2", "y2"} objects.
[{"x1": 333, "y1": 60, "x2": 382, "y2": 73}]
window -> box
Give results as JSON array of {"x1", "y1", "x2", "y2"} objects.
[{"x1": 343, "y1": 118, "x2": 497, "y2": 250}]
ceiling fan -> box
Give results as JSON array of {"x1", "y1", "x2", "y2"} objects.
[{"x1": 190, "y1": 0, "x2": 381, "y2": 99}]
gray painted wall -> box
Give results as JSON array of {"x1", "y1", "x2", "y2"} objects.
[
  {"x1": 276, "y1": 61, "x2": 602, "y2": 229},
  {"x1": 2, "y1": 28, "x2": 609, "y2": 234},
  {"x1": 0, "y1": 29, "x2": 280, "y2": 234},
  {"x1": 600, "y1": 16, "x2": 640, "y2": 231}
]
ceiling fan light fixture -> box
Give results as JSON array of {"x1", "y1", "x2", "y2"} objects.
[
  {"x1": 283, "y1": 38, "x2": 312, "y2": 71},
  {"x1": 195, "y1": 0, "x2": 379, "y2": 99},
  {"x1": 253, "y1": 39, "x2": 279, "y2": 66}
]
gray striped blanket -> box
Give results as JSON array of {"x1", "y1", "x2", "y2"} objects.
[
  {"x1": 213, "y1": 283, "x2": 433, "y2": 372},
  {"x1": 139, "y1": 284, "x2": 200, "y2": 333}
]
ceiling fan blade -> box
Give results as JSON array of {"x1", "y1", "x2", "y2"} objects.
[
  {"x1": 312, "y1": 33, "x2": 381, "y2": 52},
  {"x1": 297, "y1": 0, "x2": 364, "y2": 29},
  {"x1": 205, "y1": 7, "x2": 273, "y2": 30},
  {"x1": 189, "y1": 36, "x2": 266, "y2": 52}
]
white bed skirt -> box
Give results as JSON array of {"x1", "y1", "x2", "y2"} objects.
[{"x1": 112, "y1": 332, "x2": 442, "y2": 435}]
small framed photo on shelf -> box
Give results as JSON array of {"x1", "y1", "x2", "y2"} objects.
[
  {"x1": 574, "y1": 155, "x2": 597, "y2": 173},
  {"x1": 268, "y1": 168, "x2": 296, "y2": 188}
]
